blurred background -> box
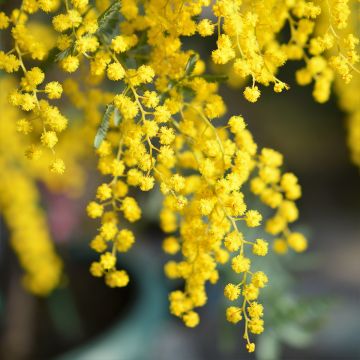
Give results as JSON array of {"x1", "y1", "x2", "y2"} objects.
[{"x1": 1, "y1": 11, "x2": 360, "y2": 360}]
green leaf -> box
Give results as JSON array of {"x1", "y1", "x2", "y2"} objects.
[
  {"x1": 113, "y1": 107, "x2": 122, "y2": 126},
  {"x1": 278, "y1": 324, "x2": 312, "y2": 348},
  {"x1": 198, "y1": 74, "x2": 229, "y2": 83},
  {"x1": 185, "y1": 54, "x2": 198, "y2": 76},
  {"x1": 94, "y1": 104, "x2": 115, "y2": 149},
  {"x1": 97, "y1": 1, "x2": 121, "y2": 40},
  {"x1": 158, "y1": 79, "x2": 178, "y2": 104},
  {"x1": 256, "y1": 334, "x2": 280, "y2": 360},
  {"x1": 54, "y1": 43, "x2": 76, "y2": 62},
  {"x1": 180, "y1": 86, "x2": 196, "y2": 102}
]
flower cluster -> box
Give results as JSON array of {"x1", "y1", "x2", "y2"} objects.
[
  {"x1": 0, "y1": 78, "x2": 63, "y2": 295},
  {"x1": 0, "y1": 0, "x2": 358, "y2": 353},
  {"x1": 204, "y1": 0, "x2": 359, "y2": 103},
  {"x1": 0, "y1": 4, "x2": 69, "y2": 173},
  {"x1": 56, "y1": 0, "x2": 307, "y2": 350},
  {"x1": 334, "y1": 7, "x2": 360, "y2": 168}
]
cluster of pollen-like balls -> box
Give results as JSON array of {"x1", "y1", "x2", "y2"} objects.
[{"x1": 0, "y1": 0, "x2": 358, "y2": 352}]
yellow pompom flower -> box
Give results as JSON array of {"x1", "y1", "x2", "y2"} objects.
[
  {"x1": 243, "y1": 86, "x2": 261, "y2": 103},
  {"x1": 287, "y1": 232, "x2": 308, "y2": 252},
  {"x1": 41, "y1": 131, "x2": 58, "y2": 148},
  {"x1": 38, "y1": 0, "x2": 59, "y2": 12},
  {"x1": 231, "y1": 255, "x2": 251, "y2": 273},
  {"x1": 226, "y1": 306, "x2": 242, "y2": 324},
  {"x1": 116, "y1": 229, "x2": 135, "y2": 252},
  {"x1": 49, "y1": 158, "x2": 66, "y2": 174},
  {"x1": 100, "y1": 252, "x2": 116, "y2": 270},
  {"x1": 45, "y1": 81, "x2": 63, "y2": 99},
  {"x1": 121, "y1": 197, "x2": 141, "y2": 222},
  {"x1": 183, "y1": 311, "x2": 200, "y2": 328},
  {"x1": 71, "y1": 0, "x2": 89, "y2": 10},
  {"x1": 90, "y1": 236, "x2": 107, "y2": 253},
  {"x1": 0, "y1": 52, "x2": 21, "y2": 73},
  {"x1": 245, "y1": 210, "x2": 262, "y2": 227},
  {"x1": 25, "y1": 144, "x2": 42, "y2": 160},
  {"x1": 197, "y1": 19, "x2": 215, "y2": 37},
  {"x1": 224, "y1": 283, "x2": 240, "y2": 301},
  {"x1": 162, "y1": 236, "x2": 180, "y2": 255},
  {"x1": 228, "y1": 115, "x2": 246, "y2": 134},
  {"x1": 90, "y1": 262, "x2": 103, "y2": 277},
  {"x1": 111, "y1": 35, "x2": 137, "y2": 53},
  {"x1": 96, "y1": 183, "x2": 112, "y2": 201},
  {"x1": 243, "y1": 284, "x2": 259, "y2": 301},
  {"x1": 248, "y1": 318, "x2": 264, "y2": 334},
  {"x1": 21, "y1": 67, "x2": 44, "y2": 91},
  {"x1": 100, "y1": 221, "x2": 118, "y2": 241},
  {"x1": 140, "y1": 176, "x2": 155, "y2": 191},
  {"x1": 248, "y1": 302, "x2": 264, "y2": 319},
  {"x1": 61, "y1": 56, "x2": 79, "y2": 73},
  {"x1": 252, "y1": 239, "x2": 268, "y2": 256},
  {"x1": 105, "y1": 270, "x2": 129, "y2": 288},
  {"x1": 273, "y1": 238, "x2": 288, "y2": 254},
  {"x1": 16, "y1": 119, "x2": 33, "y2": 134},
  {"x1": 224, "y1": 231, "x2": 243, "y2": 252},
  {"x1": 0, "y1": 12, "x2": 10, "y2": 29},
  {"x1": 246, "y1": 343, "x2": 255, "y2": 353},
  {"x1": 107, "y1": 62, "x2": 125, "y2": 81},
  {"x1": 86, "y1": 201, "x2": 104, "y2": 218},
  {"x1": 251, "y1": 271, "x2": 268, "y2": 288}
]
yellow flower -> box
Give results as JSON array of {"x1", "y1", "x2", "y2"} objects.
[
  {"x1": 228, "y1": 115, "x2": 246, "y2": 134},
  {"x1": 45, "y1": 81, "x2": 63, "y2": 99},
  {"x1": 100, "y1": 252, "x2": 116, "y2": 270},
  {"x1": 182, "y1": 311, "x2": 199, "y2": 327},
  {"x1": 246, "y1": 343, "x2": 255, "y2": 353},
  {"x1": 0, "y1": 12, "x2": 10, "y2": 29},
  {"x1": 226, "y1": 306, "x2": 242, "y2": 324},
  {"x1": 121, "y1": 197, "x2": 141, "y2": 222},
  {"x1": 61, "y1": 56, "x2": 79, "y2": 73},
  {"x1": 107, "y1": 62, "x2": 125, "y2": 81},
  {"x1": 105, "y1": 270, "x2": 129, "y2": 287},
  {"x1": 16, "y1": 119, "x2": 33, "y2": 134},
  {"x1": 162, "y1": 236, "x2": 180, "y2": 255},
  {"x1": 243, "y1": 86, "x2": 261, "y2": 103},
  {"x1": 90, "y1": 235, "x2": 107, "y2": 253},
  {"x1": 87, "y1": 201, "x2": 104, "y2": 218},
  {"x1": 287, "y1": 232, "x2": 308, "y2": 252},
  {"x1": 231, "y1": 255, "x2": 251, "y2": 273},
  {"x1": 248, "y1": 302, "x2": 264, "y2": 319},
  {"x1": 251, "y1": 271, "x2": 268, "y2": 288},
  {"x1": 21, "y1": 67, "x2": 44, "y2": 90},
  {"x1": 248, "y1": 318, "x2": 264, "y2": 334},
  {"x1": 100, "y1": 221, "x2": 118, "y2": 240},
  {"x1": 224, "y1": 283, "x2": 240, "y2": 301},
  {"x1": 243, "y1": 284, "x2": 259, "y2": 301},
  {"x1": 245, "y1": 210, "x2": 262, "y2": 227},
  {"x1": 273, "y1": 238, "x2": 288, "y2": 254},
  {"x1": 49, "y1": 158, "x2": 66, "y2": 174},
  {"x1": 197, "y1": 19, "x2": 214, "y2": 37},
  {"x1": 41, "y1": 131, "x2": 58, "y2": 148},
  {"x1": 252, "y1": 239, "x2": 268, "y2": 256},
  {"x1": 116, "y1": 229, "x2": 135, "y2": 252},
  {"x1": 90, "y1": 262, "x2": 103, "y2": 277},
  {"x1": 224, "y1": 231, "x2": 243, "y2": 252},
  {"x1": 96, "y1": 183, "x2": 112, "y2": 201}
]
